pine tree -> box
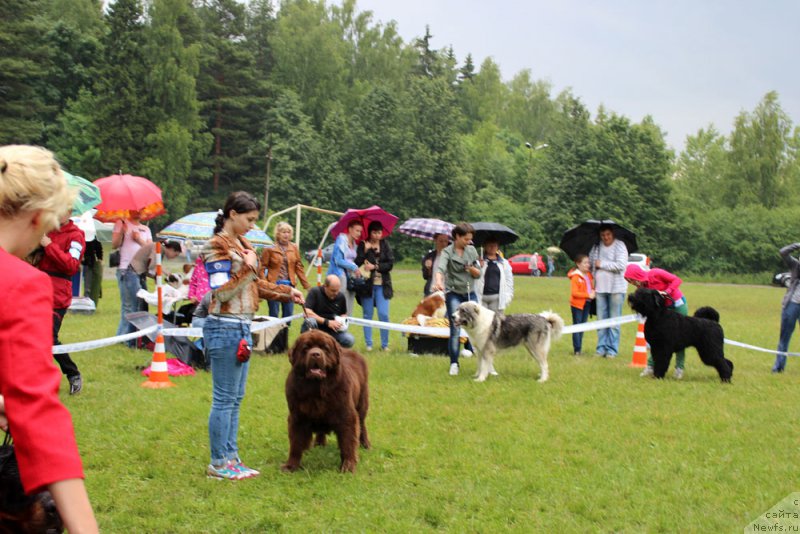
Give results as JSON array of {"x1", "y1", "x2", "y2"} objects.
[
  {"x1": 89, "y1": 0, "x2": 152, "y2": 175},
  {"x1": 0, "y1": 0, "x2": 53, "y2": 143}
]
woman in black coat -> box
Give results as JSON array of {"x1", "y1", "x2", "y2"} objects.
[{"x1": 355, "y1": 220, "x2": 394, "y2": 351}]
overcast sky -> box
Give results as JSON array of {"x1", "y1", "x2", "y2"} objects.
[{"x1": 341, "y1": 0, "x2": 800, "y2": 151}]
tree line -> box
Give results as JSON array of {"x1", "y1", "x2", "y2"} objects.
[{"x1": 3, "y1": 0, "x2": 799, "y2": 274}]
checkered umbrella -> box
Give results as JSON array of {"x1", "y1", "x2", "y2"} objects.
[{"x1": 397, "y1": 218, "x2": 454, "y2": 241}]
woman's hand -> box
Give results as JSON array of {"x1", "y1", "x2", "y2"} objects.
[
  {"x1": 242, "y1": 249, "x2": 258, "y2": 268},
  {"x1": 40, "y1": 235, "x2": 52, "y2": 247},
  {"x1": 365, "y1": 261, "x2": 376, "y2": 271},
  {"x1": 290, "y1": 288, "x2": 305, "y2": 305}
]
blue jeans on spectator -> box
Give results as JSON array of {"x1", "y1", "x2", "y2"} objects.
[
  {"x1": 116, "y1": 268, "x2": 143, "y2": 343},
  {"x1": 205, "y1": 316, "x2": 252, "y2": 466},
  {"x1": 267, "y1": 299, "x2": 294, "y2": 319},
  {"x1": 571, "y1": 305, "x2": 591, "y2": 353},
  {"x1": 774, "y1": 301, "x2": 800, "y2": 372},
  {"x1": 361, "y1": 284, "x2": 390, "y2": 349},
  {"x1": 300, "y1": 318, "x2": 355, "y2": 348},
  {"x1": 595, "y1": 292, "x2": 624, "y2": 356},
  {"x1": 445, "y1": 291, "x2": 477, "y2": 366}
]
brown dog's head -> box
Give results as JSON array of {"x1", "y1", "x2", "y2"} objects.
[
  {"x1": 412, "y1": 291, "x2": 446, "y2": 317},
  {"x1": 289, "y1": 330, "x2": 341, "y2": 380}
]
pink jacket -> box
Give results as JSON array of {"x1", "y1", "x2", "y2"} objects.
[
  {"x1": 188, "y1": 256, "x2": 210, "y2": 302},
  {"x1": 624, "y1": 264, "x2": 684, "y2": 303}
]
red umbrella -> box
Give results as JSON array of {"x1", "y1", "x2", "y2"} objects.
[
  {"x1": 93, "y1": 174, "x2": 165, "y2": 222},
  {"x1": 330, "y1": 205, "x2": 398, "y2": 241}
]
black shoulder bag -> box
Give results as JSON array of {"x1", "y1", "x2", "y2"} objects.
[{"x1": 110, "y1": 223, "x2": 124, "y2": 268}]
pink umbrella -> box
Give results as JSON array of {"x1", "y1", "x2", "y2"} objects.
[
  {"x1": 93, "y1": 174, "x2": 165, "y2": 222},
  {"x1": 330, "y1": 205, "x2": 399, "y2": 241}
]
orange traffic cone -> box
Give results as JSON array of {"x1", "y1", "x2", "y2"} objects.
[
  {"x1": 630, "y1": 320, "x2": 648, "y2": 367},
  {"x1": 141, "y1": 331, "x2": 176, "y2": 388}
]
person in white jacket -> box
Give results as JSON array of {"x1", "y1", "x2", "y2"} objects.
[
  {"x1": 473, "y1": 238, "x2": 514, "y2": 377},
  {"x1": 474, "y1": 238, "x2": 514, "y2": 312}
]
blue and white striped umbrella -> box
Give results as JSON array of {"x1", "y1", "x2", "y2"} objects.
[{"x1": 157, "y1": 212, "x2": 273, "y2": 247}]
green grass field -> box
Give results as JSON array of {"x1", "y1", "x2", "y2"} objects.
[{"x1": 57, "y1": 270, "x2": 799, "y2": 532}]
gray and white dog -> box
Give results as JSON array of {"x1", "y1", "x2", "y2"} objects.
[{"x1": 453, "y1": 301, "x2": 564, "y2": 382}]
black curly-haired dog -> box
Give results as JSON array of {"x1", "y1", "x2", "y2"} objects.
[{"x1": 628, "y1": 288, "x2": 733, "y2": 382}]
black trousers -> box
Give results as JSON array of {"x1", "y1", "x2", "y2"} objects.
[{"x1": 53, "y1": 308, "x2": 80, "y2": 377}]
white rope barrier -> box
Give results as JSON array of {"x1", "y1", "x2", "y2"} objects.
[
  {"x1": 723, "y1": 338, "x2": 800, "y2": 357},
  {"x1": 53, "y1": 326, "x2": 159, "y2": 354},
  {"x1": 53, "y1": 315, "x2": 299, "y2": 354},
  {"x1": 53, "y1": 312, "x2": 800, "y2": 358}
]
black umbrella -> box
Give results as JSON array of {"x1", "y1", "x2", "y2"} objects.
[
  {"x1": 559, "y1": 219, "x2": 638, "y2": 260},
  {"x1": 469, "y1": 222, "x2": 519, "y2": 246}
]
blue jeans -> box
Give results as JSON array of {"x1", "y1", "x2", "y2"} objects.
[
  {"x1": 205, "y1": 316, "x2": 252, "y2": 465},
  {"x1": 595, "y1": 292, "x2": 624, "y2": 356},
  {"x1": 300, "y1": 318, "x2": 355, "y2": 348},
  {"x1": 571, "y1": 305, "x2": 591, "y2": 353},
  {"x1": 116, "y1": 268, "x2": 143, "y2": 341},
  {"x1": 445, "y1": 291, "x2": 476, "y2": 365},
  {"x1": 774, "y1": 301, "x2": 800, "y2": 372},
  {"x1": 267, "y1": 298, "x2": 294, "y2": 319},
  {"x1": 361, "y1": 285, "x2": 390, "y2": 349}
]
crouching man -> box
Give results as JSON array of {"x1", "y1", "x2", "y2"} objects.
[{"x1": 301, "y1": 275, "x2": 355, "y2": 348}]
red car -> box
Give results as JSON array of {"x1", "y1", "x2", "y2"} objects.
[{"x1": 508, "y1": 254, "x2": 534, "y2": 275}]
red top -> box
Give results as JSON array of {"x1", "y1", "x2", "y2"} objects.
[
  {"x1": 37, "y1": 220, "x2": 85, "y2": 309},
  {"x1": 0, "y1": 249, "x2": 85, "y2": 494}
]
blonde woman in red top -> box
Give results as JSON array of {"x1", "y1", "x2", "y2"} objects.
[{"x1": 0, "y1": 144, "x2": 98, "y2": 533}]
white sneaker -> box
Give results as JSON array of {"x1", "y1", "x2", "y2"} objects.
[
  {"x1": 640, "y1": 366, "x2": 654, "y2": 377},
  {"x1": 460, "y1": 349, "x2": 473, "y2": 358},
  {"x1": 674, "y1": 368, "x2": 684, "y2": 380},
  {"x1": 449, "y1": 363, "x2": 459, "y2": 376}
]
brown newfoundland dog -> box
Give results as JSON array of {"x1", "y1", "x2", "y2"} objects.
[{"x1": 282, "y1": 330, "x2": 370, "y2": 473}]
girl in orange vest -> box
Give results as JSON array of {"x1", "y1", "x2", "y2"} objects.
[{"x1": 568, "y1": 254, "x2": 595, "y2": 355}]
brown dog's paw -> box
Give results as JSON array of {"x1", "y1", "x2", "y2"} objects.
[
  {"x1": 281, "y1": 462, "x2": 300, "y2": 473},
  {"x1": 339, "y1": 459, "x2": 357, "y2": 473}
]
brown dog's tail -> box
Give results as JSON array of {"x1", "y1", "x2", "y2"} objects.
[{"x1": 539, "y1": 311, "x2": 564, "y2": 340}]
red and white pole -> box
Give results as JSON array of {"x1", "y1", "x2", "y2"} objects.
[
  {"x1": 155, "y1": 241, "x2": 163, "y2": 327},
  {"x1": 316, "y1": 248, "x2": 323, "y2": 286}
]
